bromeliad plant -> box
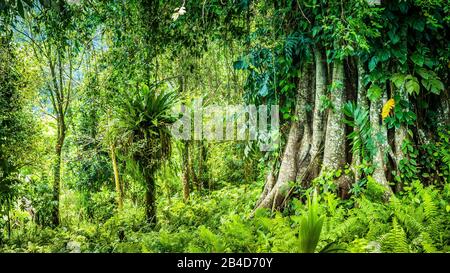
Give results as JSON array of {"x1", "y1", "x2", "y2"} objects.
[{"x1": 113, "y1": 83, "x2": 178, "y2": 226}]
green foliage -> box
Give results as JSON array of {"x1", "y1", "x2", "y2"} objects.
[
  {"x1": 380, "y1": 218, "x2": 409, "y2": 253},
  {"x1": 2, "y1": 179, "x2": 450, "y2": 253},
  {"x1": 20, "y1": 176, "x2": 53, "y2": 227},
  {"x1": 365, "y1": 176, "x2": 388, "y2": 202},
  {"x1": 343, "y1": 102, "x2": 375, "y2": 161},
  {"x1": 1, "y1": 0, "x2": 450, "y2": 255},
  {"x1": 297, "y1": 191, "x2": 324, "y2": 253},
  {"x1": 114, "y1": 83, "x2": 178, "y2": 172}
]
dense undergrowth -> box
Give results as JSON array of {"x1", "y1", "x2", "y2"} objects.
[{"x1": 2, "y1": 178, "x2": 449, "y2": 253}]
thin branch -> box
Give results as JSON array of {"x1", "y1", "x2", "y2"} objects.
[{"x1": 296, "y1": 0, "x2": 311, "y2": 24}]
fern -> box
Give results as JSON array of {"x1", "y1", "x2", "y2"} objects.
[
  {"x1": 394, "y1": 210, "x2": 424, "y2": 238},
  {"x1": 329, "y1": 217, "x2": 361, "y2": 242},
  {"x1": 418, "y1": 232, "x2": 437, "y2": 253},
  {"x1": 198, "y1": 226, "x2": 227, "y2": 252},
  {"x1": 422, "y1": 191, "x2": 437, "y2": 220},
  {"x1": 380, "y1": 218, "x2": 409, "y2": 253},
  {"x1": 283, "y1": 32, "x2": 303, "y2": 61},
  {"x1": 366, "y1": 222, "x2": 390, "y2": 241}
]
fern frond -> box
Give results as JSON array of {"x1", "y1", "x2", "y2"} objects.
[
  {"x1": 422, "y1": 191, "x2": 437, "y2": 220},
  {"x1": 419, "y1": 232, "x2": 437, "y2": 253},
  {"x1": 394, "y1": 210, "x2": 424, "y2": 237},
  {"x1": 366, "y1": 222, "x2": 390, "y2": 241},
  {"x1": 380, "y1": 218, "x2": 409, "y2": 253}
]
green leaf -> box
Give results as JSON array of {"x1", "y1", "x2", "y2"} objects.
[
  {"x1": 416, "y1": 68, "x2": 433, "y2": 80},
  {"x1": 405, "y1": 77, "x2": 420, "y2": 95},
  {"x1": 312, "y1": 26, "x2": 321, "y2": 37},
  {"x1": 388, "y1": 30, "x2": 400, "y2": 45},
  {"x1": 424, "y1": 79, "x2": 444, "y2": 95},
  {"x1": 298, "y1": 190, "x2": 324, "y2": 253},
  {"x1": 391, "y1": 74, "x2": 405, "y2": 89},
  {"x1": 392, "y1": 48, "x2": 407, "y2": 64},
  {"x1": 411, "y1": 52, "x2": 424, "y2": 67},
  {"x1": 378, "y1": 50, "x2": 391, "y2": 62},
  {"x1": 412, "y1": 19, "x2": 425, "y2": 32},
  {"x1": 368, "y1": 56, "x2": 378, "y2": 72},
  {"x1": 367, "y1": 84, "x2": 382, "y2": 101},
  {"x1": 233, "y1": 60, "x2": 247, "y2": 70}
]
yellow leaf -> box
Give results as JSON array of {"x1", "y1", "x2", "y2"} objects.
[{"x1": 381, "y1": 98, "x2": 395, "y2": 121}]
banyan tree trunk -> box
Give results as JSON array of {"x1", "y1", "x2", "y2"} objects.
[
  {"x1": 304, "y1": 47, "x2": 327, "y2": 181},
  {"x1": 254, "y1": 52, "x2": 397, "y2": 211},
  {"x1": 394, "y1": 85, "x2": 408, "y2": 192},
  {"x1": 253, "y1": 66, "x2": 312, "y2": 211},
  {"x1": 370, "y1": 89, "x2": 392, "y2": 196},
  {"x1": 254, "y1": 48, "x2": 328, "y2": 211},
  {"x1": 321, "y1": 60, "x2": 346, "y2": 172}
]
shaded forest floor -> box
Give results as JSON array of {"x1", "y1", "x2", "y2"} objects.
[{"x1": 1, "y1": 178, "x2": 449, "y2": 253}]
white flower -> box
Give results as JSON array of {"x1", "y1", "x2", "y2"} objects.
[
  {"x1": 178, "y1": 6, "x2": 186, "y2": 15},
  {"x1": 172, "y1": 6, "x2": 186, "y2": 21}
]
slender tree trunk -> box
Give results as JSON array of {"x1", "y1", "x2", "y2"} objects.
[
  {"x1": 110, "y1": 144, "x2": 123, "y2": 210},
  {"x1": 189, "y1": 148, "x2": 198, "y2": 191},
  {"x1": 6, "y1": 197, "x2": 11, "y2": 240},
  {"x1": 200, "y1": 141, "x2": 208, "y2": 188},
  {"x1": 52, "y1": 120, "x2": 65, "y2": 227},
  {"x1": 198, "y1": 142, "x2": 204, "y2": 190},
  {"x1": 310, "y1": 48, "x2": 327, "y2": 158},
  {"x1": 145, "y1": 170, "x2": 157, "y2": 227},
  {"x1": 443, "y1": 90, "x2": 450, "y2": 125},
  {"x1": 442, "y1": 90, "x2": 450, "y2": 126},
  {"x1": 181, "y1": 140, "x2": 190, "y2": 201},
  {"x1": 322, "y1": 60, "x2": 346, "y2": 172}
]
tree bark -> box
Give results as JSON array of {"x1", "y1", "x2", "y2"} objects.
[
  {"x1": 302, "y1": 47, "x2": 328, "y2": 182},
  {"x1": 111, "y1": 144, "x2": 123, "y2": 210},
  {"x1": 310, "y1": 48, "x2": 327, "y2": 160},
  {"x1": 255, "y1": 120, "x2": 301, "y2": 210},
  {"x1": 52, "y1": 118, "x2": 65, "y2": 227},
  {"x1": 181, "y1": 140, "x2": 190, "y2": 201},
  {"x1": 322, "y1": 60, "x2": 346, "y2": 172},
  {"x1": 145, "y1": 170, "x2": 157, "y2": 227},
  {"x1": 394, "y1": 84, "x2": 408, "y2": 192},
  {"x1": 369, "y1": 90, "x2": 392, "y2": 195},
  {"x1": 254, "y1": 67, "x2": 311, "y2": 210},
  {"x1": 295, "y1": 63, "x2": 314, "y2": 186},
  {"x1": 442, "y1": 90, "x2": 450, "y2": 126},
  {"x1": 255, "y1": 164, "x2": 276, "y2": 208},
  {"x1": 6, "y1": 197, "x2": 11, "y2": 239}
]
